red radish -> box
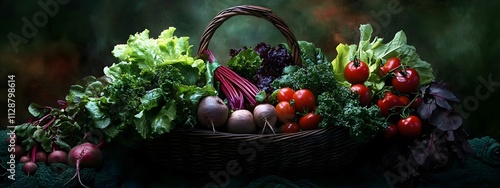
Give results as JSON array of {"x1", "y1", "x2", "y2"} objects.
[
  {"x1": 19, "y1": 155, "x2": 31, "y2": 163},
  {"x1": 48, "y1": 150, "x2": 68, "y2": 164},
  {"x1": 35, "y1": 150, "x2": 48, "y2": 163},
  {"x1": 227, "y1": 109, "x2": 256, "y2": 134},
  {"x1": 64, "y1": 142, "x2": 102, "y2": 188},
  {"x1": 23, "y1": 161, "x2": 38, "y2": 176},
  {"x1": 253, "y1": 104, "x2": 277, "y2": 134},
  {"x1": 197, "y1": 96, "x2": 229, "y2": 132}
]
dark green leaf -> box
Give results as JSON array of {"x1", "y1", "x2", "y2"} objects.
[
  {"x1": 22, "y1": 137, "x2": 36, "y2": 151},
  {"x1": 255, "y1": 90, "x2": 267, "y2": 103},
  {"x1": 28, "y1": 103, "x2": 43, "y2": 118},
  {"x1": 140, "y1": 88, "x2": 163, "y2": 111},
  {"x1": 133, "y1": 110, "x2": 148, "y2": 139},
  {"x1": 54, "y1": 137, "x2": 72, "y2": 151},
  {"x1": 151, "y1": 101, "x2": 177, "y2": 135},
  {"x1": 85, "y1": 101, "x2": 111, "y2": 129},
  {"x1": 41, "y1": 137, "x2": 52, "y2": 152}
]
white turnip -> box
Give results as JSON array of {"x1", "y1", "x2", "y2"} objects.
[
  {"x1": 227, "y1": 109, "x2": 256, "y2": 134},
  {"x1": 197, "y1": 96, "x2": 229, "y2": 132},
  {"x1": 253, "y1": 104, "x2": 277, "y2": 134},
  {"x1": 64, "y1": 142, "x2": 102, "y2": 188}
]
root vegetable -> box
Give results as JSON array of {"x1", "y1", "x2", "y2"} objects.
[
  {"x1": 227, "y1": 109, "x2": 256, "y2": 134},
  {"x1": 253, "y1": 104, "x2": 277, "y2": 134},
  {"x1": 35, "y1": 150, "x2": 47, "y2": 163},
  {"x1": 23, "y1": 161, "x2": 38, "y2": 176},
  {"x1": 197, "y1": 96, "x2": 229, "y2": 132},
  {"x1": 10, "y1": 145, "x2": 25, "y2": 158},
  {"x1": 48, "y1": 150, "x2": 68, "y2": 165},
  {"x1": 19, "y1": 156, "x2": 31, "y2": 163},
  {"x1": 64, "y1": 142, "x2": 102, "y2": 188}
]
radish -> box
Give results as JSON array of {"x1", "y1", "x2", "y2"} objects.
[
  {"x1": 48, "y1": 150, "x2": 68, "y2": 164},
  {"x1": 197, "y1": 96, "x2": 229, "y2": 132},
  {"x1": 227, "y1": 109, "x2": 256, "y2": 134},
  {"x1": 23, "y1": 161, "x2": 38, "y2": 176},
  {"x1": 64, "y1": 142, "x2": 102, "y2": 188},
  {"x1": 253, "y1": 104, "x2": 277, "y2": 134}
]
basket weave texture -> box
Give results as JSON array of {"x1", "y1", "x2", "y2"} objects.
[{"x1": 146, "y1": 5, "x2": 360, "y2": 175}]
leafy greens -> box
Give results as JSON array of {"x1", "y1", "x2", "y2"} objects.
[{"x1": 271, "y1": 42, "x2": 387, "y2": 143}]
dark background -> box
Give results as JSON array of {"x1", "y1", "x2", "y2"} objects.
[{"x1": 1, "y1": 0, "x2": 499, "y2": 140}]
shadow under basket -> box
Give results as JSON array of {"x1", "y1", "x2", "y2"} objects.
[{"x1": 144, "y1": 126, "x2": 360, "y2": 175}]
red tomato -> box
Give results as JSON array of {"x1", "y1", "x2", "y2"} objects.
[
  {"x1": 275, "y1": 101, "x2": 296, "y2": 123},
  {"x1": 298, "y1": 113, "x2": 322, "y2": 130},
  {"x1": 395, "y1": 95, "x2": 411, "y2": 113},
  {"x1": 281, "y1": 122, "x2": 300, "y2": 133},
  {"x1": 344, "y1": 59, "x2": 370, "y2": 84},
  {"x1": 383, "y1": 124, "x2": 398, "y2": 139},
  {"x1": 397, "y1": 115, "x2": 422, "y2": 138},
  {"x1": 410, "y1": 97, "x2": 423, "y2": 109},
  {"x1": 379, "y1": 57, "x2": 401, "y2": 76},
  {"x1": 350, "y1": 84, "x2": 372, "y2": 106},
  {"x1": 392, "y1": 68, "x2": 420, "y2": 93},
  {"x1": 293, "y1": 89, "x2": 316, "y2": 112},
  {"x1": 377, "y1": 92, "x2": 401, "y2": 117},
  {"x1": 399, "y1": 95, "x2": 411, "y2": 107},
  {"x1": 277, "y1": 87, "x2": 294, "y2": 102}
]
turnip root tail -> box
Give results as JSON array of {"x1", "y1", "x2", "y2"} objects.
[{"x1": 260, "y1": 117, "x2": 276, "y2": 135}]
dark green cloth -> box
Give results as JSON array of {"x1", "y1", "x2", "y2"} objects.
[{"x1": 0, "y1": 130, "x2": 121, "y2": 188}]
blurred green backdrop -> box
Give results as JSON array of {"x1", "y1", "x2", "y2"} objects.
[{"x1": 1, "y1": 0, "x2": 499, "y2": 140}]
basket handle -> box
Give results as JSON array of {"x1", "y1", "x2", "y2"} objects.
[{"x1": 197, "y1": 5, "x2": 302, "y2": 67}]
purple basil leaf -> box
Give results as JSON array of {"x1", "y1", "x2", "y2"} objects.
[
  {"x1": 429, "y1": 108, "x2": 462, "y2": 131},
  {"x1": 428, "y1": 82, "x2": 460, "y2": 110},
  {"x1": 417, "y1": 99, "x2": 436, "y2": 119},
  {"x1": 447, "y1": 130, "x2": 454, "y2": 141},
  {"x1": 411, "y1": 139, "x2": 430, "y2": 165},
  {"x1": 452, "y1": 129, "x2": 475, "y2": 164}
]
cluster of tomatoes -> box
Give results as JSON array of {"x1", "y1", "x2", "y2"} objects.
[
  {"x1": 344, "y1": 57, "x2": 424, "y2": 139},
  {"x1": 274, "y1": 88, "x2": 322, "y2": 133}
]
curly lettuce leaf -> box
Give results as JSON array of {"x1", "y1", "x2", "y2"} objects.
[
  {"x1": 227, "y1": 48, "x2": 262, "y2": 79},
  {"x1": 108, "y1": 27, "x2": 205, "y2": 85},
  {"x1": 332, "y1": 24, "x2": 434, "y2": 93}
]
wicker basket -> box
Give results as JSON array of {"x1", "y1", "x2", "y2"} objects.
[{"x1": 145, "y1": 5, "x2": 360, "y2": 175}]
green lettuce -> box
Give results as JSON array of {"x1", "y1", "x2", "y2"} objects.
[
  {"x1": 332, "y1": 24, "x2": 434, "y2": 93},
  {"x1": 100, "y1": 27, "x2": 215, "y2": 140}
]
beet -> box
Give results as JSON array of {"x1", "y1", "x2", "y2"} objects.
[
  {"x1": 19, "y1": 156, "x2": 31, "y2": 163},
  {"x1": 23, "y1": 161, "x2": 38, "y2": 176},
  {"x1": 64, "y1": 142, "x2": 102, "y2": 188},
  {"x1": 197, "y1": 96, "x2": 229, "y2": 132},
  {"x1": 48, "y1": 150, "x2": 68, "y2": 164},
  {"x1": 35, "y1": 150, "x2": 48, "y2": 163}
]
